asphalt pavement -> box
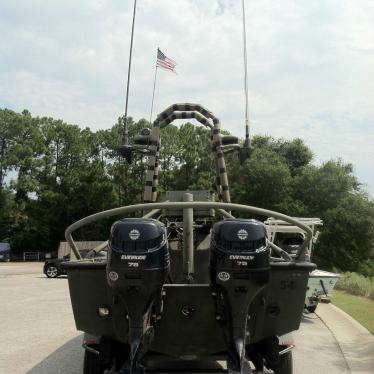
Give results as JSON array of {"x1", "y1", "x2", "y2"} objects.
[{"x1": 0, "y1": 262, "x2": 373, "y2": 374}]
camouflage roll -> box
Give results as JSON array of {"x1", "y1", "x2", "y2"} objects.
[{"x1": 143, "y1": 103, "x2": 230, "y2": 203}]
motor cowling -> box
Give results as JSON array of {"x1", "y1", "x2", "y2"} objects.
[
  {"x1": 106, "y1": 218, "x2": 170, "y2": 371},
  {"x1": 107, "y1": 218, "x2": 169, "y2": 286},
  {"x1": 210, "y1": 219, "x2": 269, "y2": 279},
  {"x1": 210, "y1": 219, "x2": 270, "y2": 373}
]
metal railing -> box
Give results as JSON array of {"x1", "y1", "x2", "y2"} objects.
[
  {"x1": 65, "y1": 201, "x2": 313, "y2": 262},
  {"x1": 23, "y1": 252, "x2": 41, "y2": 261}
]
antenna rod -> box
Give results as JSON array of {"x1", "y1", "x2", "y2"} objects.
[
  {"x1": 123, "y1": 0, "x2": 137, "y2": 145},
  {"x1": 241, "y1": 0, "x2": 250, "y2": 147},
  {"x1": 149, "y1": 54, "x2": 158, "y2": 125}
]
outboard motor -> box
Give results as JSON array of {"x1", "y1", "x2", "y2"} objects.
[
  {"x1": 107, "y1": 218, "x2": 170, "y2": 372},
  {"x1": 210, "y1": 219, "x2": 270, "y2": 373},
  {"x1": 280, "y1": 234, "x2": 305, "y2": 259}
]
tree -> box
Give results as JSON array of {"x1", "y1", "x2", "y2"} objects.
[
  {"x1": 291, "y1": 160, "x2": 358, "y2": 216},
  {"x1": 0, "y1": 107, "x2": 373, "y2": 275},
  {"x1": 275, "y1": 138, "x2": 313, "y2": 175},
  {"x1": 0, "y1": 187, "x2": 13, "y2": 241},
  {"x1": 170, "y1": 123, "x2": 214, "y2": 191},
  {"x1": 228, "y1": 146, "x2": 292, "y2": 212},
  {"x1": 315, "y1": 192, "x2": 374, "y2": 273}
]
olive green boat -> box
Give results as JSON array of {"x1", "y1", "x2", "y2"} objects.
[{"x1": 62, "y1": 103, "x2": 315, "y2": 374}]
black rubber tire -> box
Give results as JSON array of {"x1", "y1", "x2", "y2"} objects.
[
  {"x1": 45, "y1": 265, "x2": 59, "y2": 278},
  {"x1": 306, "y1": 304, "x2": 317, "y2": 313},
  {"x1": 83, "y1": 350, "x2": 104, "y2": 374}
]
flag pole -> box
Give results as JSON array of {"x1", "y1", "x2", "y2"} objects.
[
  {"x1": 241, "y1": 0, "x2": 250, "y2": 148},
  {"x1": 123, "y1": 0, "x2": 137, "y2": 145},
  {"x1": 149, "y1": 50, "x2": 159, "y2": 125}
]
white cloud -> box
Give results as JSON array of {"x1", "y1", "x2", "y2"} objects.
[{"x1": 0, "y1": 0, "x2": 373, "y2": 196}]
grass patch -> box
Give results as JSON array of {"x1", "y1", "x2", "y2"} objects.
[
  {"x1": 331, "y1": 290, "x2": 374, "y2": 334},
  {"x1": 335, "y1": 272, "x2": 374, "y2": 300}
]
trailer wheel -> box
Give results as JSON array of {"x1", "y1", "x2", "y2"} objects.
[
  {"x1": 83, "y1": 350, "x2": 105, "y2": 374},
  {"x1": 45, "y1": 265, "x2": 59, "y2": 278},
  {"x1": 277, "y1": 351, "x2": 293, "y2": 374},
  {"x1": 306, "y1": 304, "x2": 317, "y2": 313}
]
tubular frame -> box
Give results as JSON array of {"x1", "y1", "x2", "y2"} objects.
[{"x1": 65, "y1": 201, "x2": 313, "y2": 262}]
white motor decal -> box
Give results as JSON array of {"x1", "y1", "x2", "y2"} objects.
[
  {"x1": 129, "y1": 229, "x2": 140, "y2": 240},
  {"x1": 218, "y1": 271, "x2": 231, "y2": 282},
  {"x1": 108, "y1": 271, "x2": 119, "y2": 281},
  {"x1": 237, "y1": 229, "x2": 248, "y2": 240}
]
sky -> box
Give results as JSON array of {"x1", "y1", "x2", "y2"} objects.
[{"x1": 1, "y1": 0, "x2": 373, "y2": 196}]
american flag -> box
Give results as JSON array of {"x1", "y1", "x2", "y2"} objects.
[{"x1": 156, "y1": 48, "x2": 177, "y2": 73}]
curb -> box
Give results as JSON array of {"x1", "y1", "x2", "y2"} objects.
[
  {"x1": 316, "y1": 303, "x2": 374, "y2": 374},
  {"x1": 329, "y1": 303, "x2": 373, "y2": 336}
]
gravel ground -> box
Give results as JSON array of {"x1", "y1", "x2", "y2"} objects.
[{"x1": 0, "y1": 262, "x2": 359, "y2": 374}]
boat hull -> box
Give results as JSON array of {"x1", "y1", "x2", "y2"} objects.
[
  {"x1": 305, "y1": 270, "x2": 340, "y2": 308},
  {"x1": 64, "y1": 260, "x2": 315, "y2": 358}
]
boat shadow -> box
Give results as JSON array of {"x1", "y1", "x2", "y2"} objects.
[{"x1": 26, "y1": 334, "x2": 83, "y2": 374}]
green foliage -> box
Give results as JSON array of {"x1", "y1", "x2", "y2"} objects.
[
  {"x1": 292, "y1": 161, "x2": 357, "y2": 215},
  {"x1": 228, "y1": 146, "x2": 292, "y2": 211},
  {"x1": 315, "y1": 193, "x2": 374, "y2": 271},
  {"x1": 287, "y1": 160, "x2": 374, "y2": 271},
  {"x1": 0, "y1": 108, "x2": 373, "y2": 277},
  {"x1": 335, "y1": 272, "x2": 374, "y2": 300},
  {"x1": 250, "y1": 136, "x2": 313, "y2": 175},
  {"x1": 332, "y1": 290, "x2": 374, "y2": 334},
  {"x1": 163, "y1": 123, "x2": 214, "y2": 191},
  {"x1": 0, "y1": 188, "x2": 13, "y2": 241}
]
